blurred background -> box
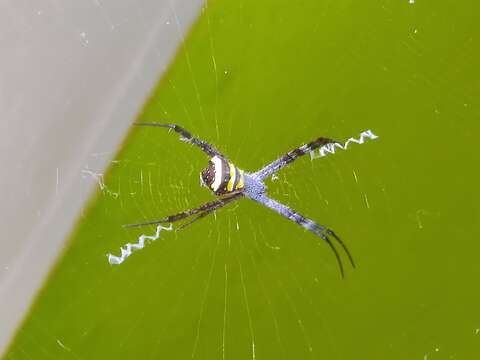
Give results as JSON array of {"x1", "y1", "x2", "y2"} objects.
[{"x1": 1, "y1": 0, "x2": 479, "y2": 359}]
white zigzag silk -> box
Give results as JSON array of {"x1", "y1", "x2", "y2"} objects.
[
  {"x1": 310, "y1": 130, "x2": 379, "y2": 159},
  {"x1": 107, "y1": 225, "x2": 173, "y2": 265}
]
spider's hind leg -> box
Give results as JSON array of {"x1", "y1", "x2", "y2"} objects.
[
  {"x1": 123, "y1": 193, "x2": 242, "y2": 229},
  {"x1": 135, "y1": 123, "x2": 225, "y2": 158}
]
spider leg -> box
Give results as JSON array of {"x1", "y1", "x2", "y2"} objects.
[
  {"x1": 325, "y1": 229, "x2": 356, "y2": 269},
  {"x1": 254, "y1": 137, "x2": 340, "y2": 180},
  {"x1": 135, "y1": 123, "x2": 225, "y2": 158},
  {"x1": 251, "y1": 194, "x2": 354, "y2": 277},
  {"x1": 176, "y1": 206, "x2": 216, "y2": 231},
  {"x1": 176, "y1": 193, "x2": 242, "y2": 230},
  {"x1": 123, "y1": 193, "x2": 242, "y2": 228}
]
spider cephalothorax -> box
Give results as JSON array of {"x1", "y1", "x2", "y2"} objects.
[
  {"x1": 125, "y1": 123, "x2": 355, "y2": 277},
  {"x1": 200, "y1": 155, "x2": 245, "y2": 195}
]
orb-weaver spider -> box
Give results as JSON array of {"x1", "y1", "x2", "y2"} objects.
[{"x1": 125, "y1": 123, "x2": 355, "y2": 277}]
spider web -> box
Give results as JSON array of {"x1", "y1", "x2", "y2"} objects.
[
  {"x1": 7, "y1": 2, "x2": 381, "y2": 359},
  {"x1": 82, "y1": 6, "x2": 380, "y2": 354},
  {"x1": 10, "y1": 1, "x2": 479, "y2": 360}
]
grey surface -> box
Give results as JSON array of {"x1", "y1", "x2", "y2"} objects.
[{"x1": 0, "y1": 0, "x2": 203, "y2": 352}]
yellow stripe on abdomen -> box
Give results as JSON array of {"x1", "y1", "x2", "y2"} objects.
[
  {"x1": 227, "y1": 162, "x2": 236, "y2": 192},
  {"x1": 236, "y1": 169, "x2": 245, "y2": 190}
]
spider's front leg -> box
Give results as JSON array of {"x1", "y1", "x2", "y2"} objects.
[
  {"x1": 254, "y1": 137, "x2": 340, "y2": 180},
  {"x1": 251, "y1": 193, "x2": 355, "y2": 277},
  {"x1": 135, "y1": 123, "x2": 225, "y2": 158}
]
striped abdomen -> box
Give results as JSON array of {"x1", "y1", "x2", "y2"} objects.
[{"x1": 200, "y1": 156, "x2": 245, "y2": 195}]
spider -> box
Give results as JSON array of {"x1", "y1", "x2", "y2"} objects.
[{"x1": 125, "y1": 123, "x2": 355, "y2": 277}]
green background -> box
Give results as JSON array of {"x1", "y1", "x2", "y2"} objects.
[{"x1": 5, "y1": 0, "x2": 480, "y2": 359}]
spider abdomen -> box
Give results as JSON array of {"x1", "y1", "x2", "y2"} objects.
[{"x1": 201, "y1": 156, "x2": 244, "y2": 195}]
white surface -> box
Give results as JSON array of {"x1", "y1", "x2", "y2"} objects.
[{"x1": 0, "y1": 0, "x2": 203, "y2": 353}]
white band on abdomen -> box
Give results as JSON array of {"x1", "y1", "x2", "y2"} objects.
[{"x1": 211, "y1": 155, "x2": 223, "y2": 191}]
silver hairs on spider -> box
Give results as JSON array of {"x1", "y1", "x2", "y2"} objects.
[
  {"x1": 310, "y1": 130, "x2": 379, "y2": 159},
  {"x1": 107, "y1": 224, "x2": 173, "y2": 265}
]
